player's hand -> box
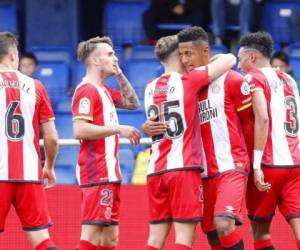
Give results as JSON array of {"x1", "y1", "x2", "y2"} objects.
[
  {"x1": 113, "y1": 62, "x2": 122, "y2": 76},
  {"x1": 43, "y1": 164, "x2": 56, "y2": 190},
  {"x1": 142, "y1": 116, "x2": 167, "y2": 136},
  {"x1": 119, "y1": 125, "x2": 141, "y2": 145},
  {"x1": 254, "y1": 168, "x2": 271, "y2": 192}
]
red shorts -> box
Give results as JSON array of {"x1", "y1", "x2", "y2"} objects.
[
  {"x1": 0, "y1": 182, "x2": 52, "y2": 232},
  {"x1": 247, "y1": 167, "x2": 300, "y2": 223},
  {"x1": 201, "y1": 171, "x2": 247, "y2": 233},
  {"x1": 81, "y1": 183, "x2": 121, "y2": 226},
  {"x1": 147, "y1": 170, "x2": 203, "y2": 224}
]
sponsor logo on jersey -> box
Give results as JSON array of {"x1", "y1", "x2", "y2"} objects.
[
  {"x1": 199, "y1": 99, "x2": 218, "y2": 123},
  {"x1": 241, "y1": 81, "x2": 250, "y2": 95},
  {"x1": 78, "y1": 97, "x2": 90, "y2": 114}
]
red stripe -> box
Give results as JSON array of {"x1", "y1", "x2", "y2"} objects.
[
  {"x1": 3, "y1": 72, "x2": 24, "y2": 180},
  {"x1": 154, "y1": 76, "x2": 172, "y2": 172}
]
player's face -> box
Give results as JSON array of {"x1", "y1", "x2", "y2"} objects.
[
  {"x1": 237, "y1": 47, "x2": 254, "y2": 74},
  {"x1": 271, "y1": 58, "x2": 290, "y2": 73},
  {"x1": 178, "y1": 41, "x2": 210, "y2": 71},
  {"x1": 19, "y1": 58, "x2": 37, "y2": 77},
  {"x1": 93, "y1": 43, "x2": 118, "y2": 77}
]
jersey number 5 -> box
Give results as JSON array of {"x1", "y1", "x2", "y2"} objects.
[
  {"x1": 5, "y1": 101, "x2": 25, "y2": 141},
  {"x1": 284, "y1": 96, "x2": 299, "y2": 136},
  {"x1": 147, "y1": 100, "x2": 184, "y2": 142}
]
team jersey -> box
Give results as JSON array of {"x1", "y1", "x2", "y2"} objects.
[
  {"x1": 199, "y1": 70, "x2": 251, "y2": 178},
  {"x1": 144, "y1": 66, "x2": 210, "y2": 176},
  {"x1": 0, "y1": 70, "x2": 54, "y2": 182},
  {"x1": 245, "y1": 68, "x2": 300, "y2": 167},
  {"x1": 72, "y1": 78, "x2": 122, "y2": 186}
]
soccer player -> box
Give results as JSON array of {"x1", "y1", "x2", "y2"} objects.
[
  {"x1": 72, "y1": 36, "x2": 141, "y2": 250},
  {"x1": 143, "y1": 33, "x2": 236, "y2": 250},
  {"x1": 238, "y1": 31, "x2": 300, "y2": 250},
  {"x1": 177, "y1": 26, "x2": 252, "y2": 250},
  {"x1": 0, "y1": 32, "x2": 59, "y2": 250}
]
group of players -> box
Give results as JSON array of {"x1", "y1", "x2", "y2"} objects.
[{"x1": 0, "y1": 24, "x2": 299, "y2": 250}]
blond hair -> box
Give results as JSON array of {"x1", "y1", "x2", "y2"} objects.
[
  {"x1": 77, "y1": 36, "x2": 113, "y2": 64},
  {"x1": 155, "y1": 35, "x2": 178, "y2": 62}
]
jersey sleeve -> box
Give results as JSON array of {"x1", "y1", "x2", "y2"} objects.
[
  {"x1": 227, "y1": 71, "x2": 252, "y2": 112},
  {"x1": 104, "y1": 84, "x2": 122, "y2": 105},
  {"x1": 35, "y1": 80, "x2": 55, "y2": 124},
  {"x1": 182, "y1": 65, "x2": 210, "y2": 92},
  {"x1": 245, "y1": 70, "x2": 265, "y2": 93},
  {"x1": 72, "y1": 84, "x2": 99, "y2": 122}
]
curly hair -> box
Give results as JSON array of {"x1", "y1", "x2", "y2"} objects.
[{"x1": 239, "y1": 31, "x2": 273, "y2": 58}]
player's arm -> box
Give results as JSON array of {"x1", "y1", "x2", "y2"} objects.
[
  {"x1": 252, "y1": 89, "x2": 271, "y2": 192},
  {"x1": 208, "y1": 53, "x2": 236, "y2": 81},
  {"x1": 41, "y1": 120, "x2": 59, "y2": 189},
  {"x1": 114, "y1": 64, "x2": 140, "y2": 110},
  {"x1": 73, "y1": 119, "x2": 141, "y2": 145}
]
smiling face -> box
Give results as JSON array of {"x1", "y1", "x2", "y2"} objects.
[{"x1": 178, "y1": 41, "x2": 210, "y2": 71}]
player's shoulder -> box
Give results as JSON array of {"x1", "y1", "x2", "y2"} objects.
[{"x1": 74, "y1": 81, "x2": 98, "y2": 96}]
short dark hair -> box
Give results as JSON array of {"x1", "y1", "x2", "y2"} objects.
[
  {"x1": 271, "y1": 51, "x2": 290, "y2": 65},
  {"x1": 77, "y1": 36, "x2": 113, "y2": 64},
  {"x1": 239, "y1": 31, "x2": 273, "y2": 58},
  {"x1": 20, "y1": 52, "x2": 38, "y2": 65},
  {"x1": 177, "y1": 26, "x2": 208, "y2": 45},
  {"x1": 155, "y1": 35, "x2": 178, "y2": 62},
  {"x1": 0, "y1": 32, "x2": 18, "y2": 62}
]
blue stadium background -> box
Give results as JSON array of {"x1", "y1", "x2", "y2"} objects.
[{"x1": 1, "y1": 0, "x2": 300, "y2": 185}]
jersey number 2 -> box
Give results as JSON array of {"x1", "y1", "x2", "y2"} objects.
[{"x1": 5, "y1": 101, "x2": 25, "y2": 141}]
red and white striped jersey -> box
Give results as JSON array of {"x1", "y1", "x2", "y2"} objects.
[
  {"x1": 0, "y1": 70, "x2": 54, "y2": 182},
  {"x1": 199, "y1": 70, "x2": 251, "y2": 178},
  {"x1": 246, "y1": 68, "x2": 300, "y2": 167},
  {"x1": 72, "y1": 78, "x2": 122, "y2": 186},
  {"x1": 144, "y1": 66, "x2": 210, "y2": 175}
]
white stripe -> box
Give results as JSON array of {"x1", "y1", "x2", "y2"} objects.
[
  {"x1": 209, "y1": 73, "x2": 235, "y2": 172},
  {"x1": 261, "y1": 69, "x2": 293, "y2": 165},
  {"x1": 0, "y1": 74, "x2": 8, "y2": 180},
  {"x1": 166, "y1": 74, "x2": 184, "y2": 170},
  {"x1": 76, "y1": 163, "x2": 81, "y2": 185},
  {"x1": 19, "y1": 73, "x2": 39, "y2": 180},
  {"x1": 148, "y1": 142, "x2": 159, "y2": 174}
]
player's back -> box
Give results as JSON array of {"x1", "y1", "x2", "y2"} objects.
[
  {"x1": 249, "y1": 68, "x2": 300, "y2": 166},
  {"x1": 144, "y1": 72, "x2": 203, "y2": 175},
  {"x1": 0, "y1": 70, "x2": 54, "y2": 182}
]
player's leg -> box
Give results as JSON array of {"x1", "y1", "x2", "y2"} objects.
[
  {"x1": 14, "y1": 183, "x2": 57, "y2": 250},
  {"x1": 247, "y1": 168, "x2": 283, "y2": 250},
  {"x1": 0, "y1": 182, "x2": 14, "y2": 234},
  {"x1": 214, "y1": 172, "x2": 246, "y2": 250},
  {"x1": 147, "y1": 223, "x2": 172, "y2": 249},
  {"x1": 202, "y1": 177, "x2": 222, "y2": 250},
  {"x1": 171, "y1": 170, "x2": 203, "y2": 249},
  {"x1": 280, "y1": 168, "x2": 300, "y2": 250}
]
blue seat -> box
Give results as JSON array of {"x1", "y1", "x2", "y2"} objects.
[
  {"x1": 36, "y1": 61, "x2": 69, "y2": 105},
  {"x1": 289, "y1": 43, "x2": 300, "y2": 58},
  {"x1": 55, "y1": 164, "x2": 77, "y2": 184},
  {"x1": 157, "y1": 23, "x2": 191, "y2": 30},
  {"x1": 55, "y1": 112, "x2": 73, "y2": 139},
  {"x1": 290, "y1": 58, "x2": 300, "y2": 81},
  {"x1": 119, "y1": 149, "x2": 135, "y2": 184},
  {"x1": 263, "y1": 0, "x2": 300, "y2": 43},
  {"x1": 117, "y1": 108, "x2": 146, "y2": 132},
  {"x1": 125, "y1": 59, "x2": 161, "y2": 99},
  {"x1": 55, "y1": 97, "x2": 72, "y2": 113},
  {"x1": 30, "y1": 47, "x2": 73, "y2": 64},
  {"x1": 103, "y1": 1, "x2": 149, "y2": 45},
  {"x1": 0, "y1": 4, "x2": 17, "y2": 33},
  {"x1": 131, "y1": 45, "x2": 156, "y2": 60}
]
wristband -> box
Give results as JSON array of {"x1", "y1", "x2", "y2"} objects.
[{"x1": 253, "y1": 150, "x2": 263, "y2": 170}]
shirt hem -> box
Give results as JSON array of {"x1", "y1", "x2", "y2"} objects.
[{"x1": 147, "y1": 166, "x2": 203, "y2": 177}]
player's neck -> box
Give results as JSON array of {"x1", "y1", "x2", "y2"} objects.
[
  {"x1": 85, "y1": 69, "x2": 104, "y2": 86},
  {"x1": 255, "y1": 58, "x2": 271, "y2": 69},
  {"x1": 0, "y1": 62, "x2": 16, "y2": 71}
]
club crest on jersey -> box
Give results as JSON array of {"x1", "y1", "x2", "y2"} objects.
[
  {"x1": 199, "y1": 100, "x2": 218, "y2": 124},
  {"x1": 78, "y1": 97, "x2": 90, "y2": 114},
  {"x1": 240, "y1": 81, "x2": 250, "y2": 95},
  {"x1": 244, "y1": 74, "x2": 252, "y2": 83}
]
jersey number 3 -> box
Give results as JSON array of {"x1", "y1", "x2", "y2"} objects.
[
  {"x1": 5, "y1": 101, "x2": 25, "y2": 141},
  {"x1": 147, "y1": 100, "x2": 184, "y2": 142},
  {"x1": 284, "y1": 96, "x2": 299, "y2": 136}
]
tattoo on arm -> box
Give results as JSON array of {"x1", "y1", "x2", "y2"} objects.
[{"x1": 115, "y1": 73, "x2": 140, "y2": 109}]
